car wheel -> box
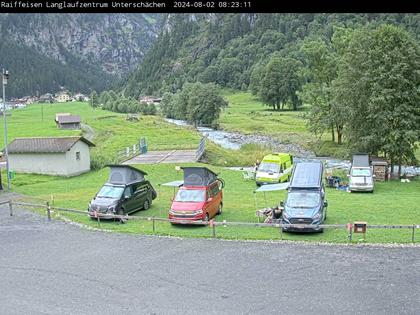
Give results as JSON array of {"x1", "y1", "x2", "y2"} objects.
[
  {"x1": 143, "y1": 199, "x2": 150, "y2": 210},
  {"x1": 217, "y1": 203, "x2": 223, "y2": 215}
]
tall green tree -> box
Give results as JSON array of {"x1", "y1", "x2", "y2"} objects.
[
  {"x1": 299, "y1": 27, "x2": 352, "y2": 144},
  {"x1": 186, "y1": 83, "x2": 228, "y2": 126},
  {"x1": 333, "y1": 24, "x2": 420, "y2": 174},
  {"x1": 160, "y1": 82, "x2": 228, "y2": 126},
  {"x1": 259, "y1": 57, "x2": 303, "y2": 111},
  {"x1": 90, "y1": 90, "x2": 99, "y2": 108}
]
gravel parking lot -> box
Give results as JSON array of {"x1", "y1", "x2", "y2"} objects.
[{"x1": 0, "y1": 201, "x2": 419, "y2": 315}]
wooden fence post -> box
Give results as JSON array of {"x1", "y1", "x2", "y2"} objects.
[
  {"x1": 8, "y1": 200, "x2": 13, "y2": 216},
  {"x1": 412, "y1": 224, "x2": 415, "y2": 243},
  {"x1": 210, "y1": 220, "x2": 216, "y2": 238},
  {"x1": 46, "y1": 201, "x2": 51, "y2": 221},
  {"x1": 279, "y1": 224, "x2": 283, "y2": 240}
]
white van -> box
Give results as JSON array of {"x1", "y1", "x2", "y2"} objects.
[{"x1": 349, "y1": 154, "x2": 374, "y2": 193}]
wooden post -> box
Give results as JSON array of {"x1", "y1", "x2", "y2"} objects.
[
  {"x1": 46, "y1": 201, "x2": 51, "y2": 221},
  {"x1": 96, "y1": 206, "x2": 100, "y2": 228},
  {"x1": 152, "y1": 217, "x2": 156, "y2": 234},
  {"x1": 210, "y1": 220, "x2": 216, "y2": 238},
  {"x1": 8, "y1": 200, "x2": 13, "y2": 216},
  {"x1": 412, "y1": 224, "x2": 415, "y2": 243},
  {"x1": 279, "y1": 225, "x2": 283, "y2": 240}
]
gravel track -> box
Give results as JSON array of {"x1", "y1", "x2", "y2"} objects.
[{"x1": 1, "y1": 201, "x2": 419, "y2": 315}]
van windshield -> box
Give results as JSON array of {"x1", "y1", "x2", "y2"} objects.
[
  {"x1": 286, "y1": 192, "x2": 320, "y2": 208},
  {"x1": 351, "y1": 169, "x2": 371, "y2": 176},
  {"x1": 258, "y1": 162, "x2": 280, "y2": 173},
  {"x1": 97, "y1": 185, "x2": 124, "y2": 199},
  {"x1": 175, "y1": 189, "x2": 206, "y2": 202}
]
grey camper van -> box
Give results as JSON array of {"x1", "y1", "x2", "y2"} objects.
[
  {"x1": 88, "y1": 165, "x2": 157, "y2": 218},
  {"x1": 281, "y1": 161, "x2": 328, "y2": 232}
]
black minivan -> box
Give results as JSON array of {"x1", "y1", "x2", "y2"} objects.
[
  {"x1": 88, "y1": 165, "x2": 157, "y2": 218},
  {"x1": 281, "y1": 161, "x2": 328, "y2": 232}
]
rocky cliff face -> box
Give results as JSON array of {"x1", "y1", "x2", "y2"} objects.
[{"x1": 0, "y1": 14, "x2": 161, "y2": 76}]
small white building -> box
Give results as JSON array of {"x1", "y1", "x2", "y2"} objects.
[{"x1": 7, "y1": 136, "x2": 95, "y2": 177}]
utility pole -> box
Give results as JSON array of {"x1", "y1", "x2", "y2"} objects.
[{"x1": 2, "y1": 69, "x2": 10, "y2": 191}]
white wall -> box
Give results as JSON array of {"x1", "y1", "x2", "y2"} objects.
[
  {"x1": 9, "y1": 153, "x2": 69, "y2": 176},
  {"x1": 65, "y1": 141, "x2": 91, "y2": 176},
  {"x1": 9, "y1": 140, "x2": 91, "y2": 176}
]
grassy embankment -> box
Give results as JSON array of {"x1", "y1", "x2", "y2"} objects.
[
  {"x1": 5, "y1": 101, "x2": 274, "y2": 167},
  {"x1": 221, "y1": 91, "x2": 352, "y2": 158},
  {"x1": 221, "y1": 91, "x2": 420, "y2": 160}
]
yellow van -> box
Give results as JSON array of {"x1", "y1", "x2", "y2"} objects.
[{"x1": 255, "y1": 153, "x2": 293, "y2": 186}]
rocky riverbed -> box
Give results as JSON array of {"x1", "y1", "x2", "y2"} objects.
[{"x1": 165, "y1": 118, "x2": 316, "y2": 158}]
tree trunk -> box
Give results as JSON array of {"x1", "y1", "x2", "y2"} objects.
[
  {"x1": 398, "y1": 149, "x2": 402, "y2": 178},
  {"x1": 336, "y1": 124, "x2": 343, "y2": 145},
  {"x1": 331, "y1": 124, "x2": 335, "y2": 142}
]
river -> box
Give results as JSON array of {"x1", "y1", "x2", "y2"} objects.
[{"x1": 164, "y1": 118, "x2": 420, "y2": 176}]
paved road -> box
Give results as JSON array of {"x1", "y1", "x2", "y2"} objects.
[
  {"x1": 123, "y1": 150, "x2": 197, "y2": 164},
  {"x1": 0, "y1": 202, "x2": 419, "y2": 315}
]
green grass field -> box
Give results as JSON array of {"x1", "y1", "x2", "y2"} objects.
[
  {"x1": 10, "y1": 163, "x2": 420, "y2": 244},
  {"x1": 221, "y1": 92, "x2": 313, "y2": 143},
  {"x1": 220, "y1": 91, "x2": 353, "y2": 157},
  {"x1": 2, "y1": 100, "x2": 419, "y2": 243}
]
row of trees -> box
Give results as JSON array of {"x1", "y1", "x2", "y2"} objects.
[
  {"x1": 299, "y1": 25, "x2": 420, "y2": 172},
  {"x1": 160, "y1": 82, "x2": 228, "y2": 127},
  {"x1": 90, "y1": 90, "x2": 157, "y2": 115}
]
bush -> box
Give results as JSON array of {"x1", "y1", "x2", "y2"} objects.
[{"x1": 90, "y1": 150, "x2": 117, "y2": 170}]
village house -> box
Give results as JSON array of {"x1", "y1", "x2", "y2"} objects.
[
  {"x1": 7, "y1": 136, "x2": 95, "y2": 177},
  {"x1": 139, "y1": 96, "x2": 162, "y2": 105},
  {"x1": 38, "y1": 93, "x2": 54, "y2": 103},
  {"x1": 55, "y1": 113, "x2": 81, "y2": 129},
  {"x1": 73, "y1": 93, "x2": 89, "y2": 102},
  {"x1": 55, "y1": 91, "x2": 71, "y2": 103}
]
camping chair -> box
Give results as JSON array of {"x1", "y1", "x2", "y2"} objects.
[{"x1": 243, "y1": 170, "x2": 255, "y2": 181}]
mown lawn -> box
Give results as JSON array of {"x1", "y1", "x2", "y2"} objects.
[{"x1": 10, "y1": 163, "x2": 420, "y2": 244}]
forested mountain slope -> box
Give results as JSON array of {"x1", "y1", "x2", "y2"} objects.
[
  {"x1": 0, "y1": 14, "x2": 161, "y2": 97},
  {"x1": 121, "y1": 13, "x2": 420, "y2": 97}
]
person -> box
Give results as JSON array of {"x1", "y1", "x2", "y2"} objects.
[{"x1": 254, "y1": 159, "x2": 260, "y2": 172}]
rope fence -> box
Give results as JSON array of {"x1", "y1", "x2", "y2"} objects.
[{"x1": 4, "y1": 201, "x2": 420, "y2": 243}]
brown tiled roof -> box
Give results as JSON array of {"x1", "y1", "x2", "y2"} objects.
[
  {"x1": 57, "y1": 115, "x2": 81, "y2": 124},
  {"x1": 8, "y1": 137, "x2": 95, "y2": 154}
]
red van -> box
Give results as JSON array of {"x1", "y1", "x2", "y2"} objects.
[{"x1": 168, "y1": 167, "x2": 224, "y2": 223}]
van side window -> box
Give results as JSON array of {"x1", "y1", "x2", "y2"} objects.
[
  {"x1": 135, "y1": 183, "x2": 147, "y2": 194},
  {"x1": 123, "y1": 187, "x2": 132, "y2": 198}
]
